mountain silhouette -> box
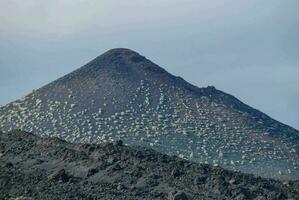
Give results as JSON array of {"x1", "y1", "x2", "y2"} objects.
[{"x1": 0, "y1": 48, "x2": 298, "y2": 180}]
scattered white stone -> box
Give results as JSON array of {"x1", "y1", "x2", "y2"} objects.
[
  {"x1": 278, "y1": 170, "x2": 282, "y2": 175},
  {"x1": 218, "y1": 150, "x2": 224, "y2": 158}
]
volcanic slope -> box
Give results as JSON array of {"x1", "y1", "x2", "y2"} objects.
[{"x1": 0, "y1": 48, "x2": 298, "y2": 180}]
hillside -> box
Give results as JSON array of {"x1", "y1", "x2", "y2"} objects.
[
  {"x1": 0, "y1": 48, "x2": 298, "y2": 180},
  {"x1": 1, "y1": 130, "x2": 298, "y2": 200}
]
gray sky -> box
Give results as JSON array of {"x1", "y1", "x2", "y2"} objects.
[{"x1": 0, "y1": 0, "x2": 298, "y2": 129}]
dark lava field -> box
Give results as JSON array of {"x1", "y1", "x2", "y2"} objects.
[{"x1": 1, "y1": 130, "x2": 298, "y2": 200}]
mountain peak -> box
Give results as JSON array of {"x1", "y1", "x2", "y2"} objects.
[
  {"x1": 80, "y1": 48, "x2": 168, "y2": 77},
  {"x1": 95, "y1": 48, "x2": 147, "y2": 64},
  {"x1": 104, "y1": 48, "x2": 139, "y2": 55}
]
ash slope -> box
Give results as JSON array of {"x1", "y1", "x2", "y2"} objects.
[
  {"x1": 0, "y1": 48, "x2": 298, "y2": 180},
  {"x1": 0, "y1": 130, "x2": 298, "y2": 200}
]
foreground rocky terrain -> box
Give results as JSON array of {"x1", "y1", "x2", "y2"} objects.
[
  {"x1": 0, "y1": 130, "x2": 298, "y2": 200},
  {"x1": 0, "y1": 48, "x2": 298, "y2": 180}
]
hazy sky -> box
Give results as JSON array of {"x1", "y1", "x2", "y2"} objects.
[{"x1": 0, "y1": 0, "x2": 298, "y2": 129}]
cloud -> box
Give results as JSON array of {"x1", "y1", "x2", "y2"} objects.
[{"x1": 1, "y1": 0, "x2": 278, "y2": 37}]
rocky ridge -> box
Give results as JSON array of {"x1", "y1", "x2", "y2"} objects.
[{"x1": 0, "y1": 130, "x2": 298, "y2": 200}]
